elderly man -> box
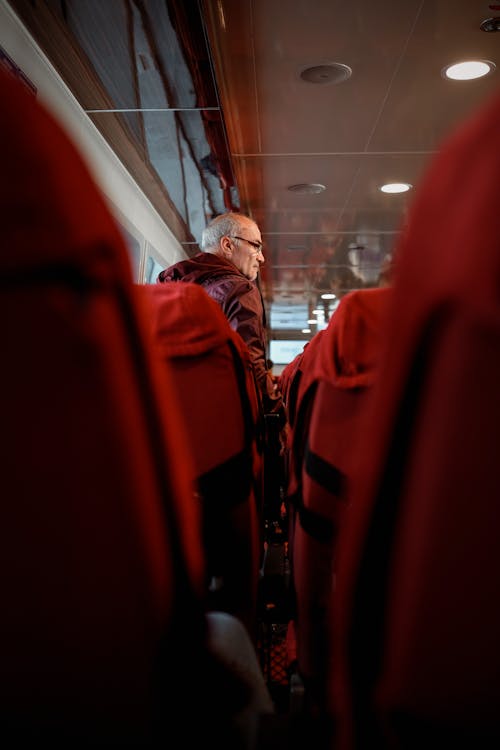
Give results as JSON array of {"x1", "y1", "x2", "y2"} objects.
[{"x1": 157, "y1": 211, "x2": 284, "y2": 421}]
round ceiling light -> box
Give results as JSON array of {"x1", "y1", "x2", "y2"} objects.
[
  {"x1": 321, "y1": 292, "x2": 336, "y2": 300},
  {"x1": 300, "y1": 62, "x2": 352, "y2": 85},
  {"x1": 380, "y1": 182, "x2": 412, "y2": 194},
  {"x1": 287, "y1": 183, "x2": 326, "y2": 194},
  {"x1": 443, "y1": 60, "x2": 496, "y2": 80}
]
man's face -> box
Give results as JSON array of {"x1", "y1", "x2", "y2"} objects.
[{"x1": 228, "y1": 220, "x2": 264, "y2": 281}]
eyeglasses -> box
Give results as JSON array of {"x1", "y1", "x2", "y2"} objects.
[{"x1": 229, "y1": 235, "x2": 264, "y2": 254}]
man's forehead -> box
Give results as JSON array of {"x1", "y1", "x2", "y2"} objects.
[{"x1": 240, "y1": 219, "x2": 260, "y2": 236}]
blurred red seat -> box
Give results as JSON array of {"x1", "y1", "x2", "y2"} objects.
[
  {"x1": 0, "y1": 67, "x2": 249, "y2": 745},
  {"x1": 330, "y1": 92, "x2": 500, "y2": 748},
  {"x1": 290, "y1": 288, "x2": 390, "y2": 710},
  {"x1": 139, "y1": 282, "x2": 263, "y2": 636},
  {"x1": 278, "y1": 347, "x2": 304, "y2": 428},
  {"x1": 282, "y1": 330, "x2": 326, "y2": 516}
]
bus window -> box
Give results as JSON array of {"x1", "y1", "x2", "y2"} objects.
[
  {"x1": 144, "y1": 254, "x2": 164, "y2": 284},
  {"x1": 120, "y1": 226, "x2": 142, "y2": 281}
]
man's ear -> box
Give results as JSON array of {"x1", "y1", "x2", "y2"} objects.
[{"x1": 220, "y1": 236, "x2": 233, "y2": 259}]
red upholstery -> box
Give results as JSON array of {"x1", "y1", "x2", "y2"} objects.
[
  {"x1": 290, "y1": 288, "x2": 390, "y2": 709},
  {"x1": 139, "y1": 282, "x2": 263, "y2": 636},
  {"x1": 278, "y1": 348, "x2": 304, "y2": 424},
  {"x1": 330, "y1": 91, "x2": 500, "y2": 748},
  {"x1": 0, "y1": 68, "x2": 240, "y2": 743},
  {"x1": 284, "y1": 331, "x2": 325, "y2": 430},
  {"x1": 283, "y1": 330, "x2": 326, "y2": 508}
]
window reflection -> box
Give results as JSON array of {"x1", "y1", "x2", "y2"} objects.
[
  {"x1": 145, "y1": 255, "x2": 164, "y2": 284},
  {"x1": 120, "y1": 226, "x2": 142, "y2": 281},
  {"x1": 13, "y1": 0, "x2": 239, "y2": 245}
]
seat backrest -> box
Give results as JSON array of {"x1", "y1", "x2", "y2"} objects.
[
  {"x1": 330, "y1": 91, "x2": 500, "y2": 749},
  {"x1": 0, "y1": 68, "x2": 223, "y2": 744},
  {"x1": 282, "y1": 329, "x2": 326, "y2": 509},
  {"x1": 278, "y1": 348, "x2": 304, "y2": 426},
  {"x1": 286, "y1": 330, "x2": 325, "y2": 430},
  {"x1": 139, "y1": 282, "x2": 263, "y2": 635},
  {"x1": 299, "y1": 287, "x2": 391, "y2": 524},
  {"x1": 291, "y1": 288, "x2": 390, "y2": 709}
]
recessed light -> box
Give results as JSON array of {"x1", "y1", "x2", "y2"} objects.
[
  {"x1": 299, "y1": 63, "x2": 352, "y2": 85},
  {"x1": 321, "y1": 293, "x2": 336, "y2": 300},
  {"x1": 307, "y1": 319, "x2": 318, "y2": 325},
  {"x1": 380, "y1": 182, "x2": 412, "y2": 194},
  {"x1": 287, "y1": 183, "x2": 326, "y2": 194},
  {"x1": 443, "y1": 60, "x2": 496, "y2": 80},
  {"x1": 301, "y1": 328, "x2": 311, "y2": 334}
]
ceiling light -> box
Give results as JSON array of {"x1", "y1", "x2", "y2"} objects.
[
  {"x1": 301, "y1": 328, "x2": 311, "y2": 334},
  {"x1": 380, "y1": 182, "x2": 412, "y2": 194},
  {"x1": 307, "y1": 319, "x2": 318, "y2": 324},
  {"x1": 299, "y1": 63, "x2": 352, "y2": 85},
  {"x1": 321, "y1": 293, "x2": 336, "y2": 300},
  {"x1": 443, "y1": 60, "x2": 495, "y2": 80},
  {"x1": 287, "y1": 183, "x2": 326, "y2": 194}
]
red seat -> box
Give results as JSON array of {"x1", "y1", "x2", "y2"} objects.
[
  {"x1": 330, "y1": 91, "x2": 500, "y2": 748},
  {"x1": 290, "y1": 288, "x2": 390, "y2": 710},
  {"x1": 278, "y1": 347, "x2": 305, "y2": 427},
  {"x1": 0, "y1": 68, "x2": 245, "y2": 744},
  {"x1": 282, "y1": 330, "x2": 326, "y2": 510},
  {"x1": 139, "y1": 282, "x2": 263, "y2": 636},
  {"x1": 283, "y1": 331, "x2": 325, "y2": 432}
]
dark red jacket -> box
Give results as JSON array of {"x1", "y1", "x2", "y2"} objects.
[{"x1": 158, "y1": 252, "x2": 284, "y2": 418}]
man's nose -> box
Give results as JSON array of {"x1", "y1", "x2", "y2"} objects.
[{"x1": 257, "y1": 249, "x2": 265, "y2": 264}]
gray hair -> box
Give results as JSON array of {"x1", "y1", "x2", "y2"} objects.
[{"x1": 201, "y1": 212, "x2": 253, "y2": 251}]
